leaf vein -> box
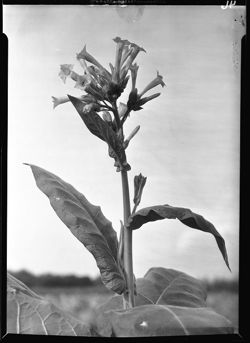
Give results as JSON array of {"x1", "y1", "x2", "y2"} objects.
[
  {"x1": 34, "y1": 304, "x2": 48, "y2": 335},
  {"x1": 155, "y1": 274, "x2": 182, "y2": 303},
  {"x1": 158, "y1": 305, "x2": 189, "y2": 335}
]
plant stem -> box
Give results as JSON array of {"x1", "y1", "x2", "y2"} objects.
[
  {"x1": 121, "y1": 169, "x2": 135, "y2": 308},
  {"x1": 111, "y1": 101, "x2": 122, "y2": 129}
]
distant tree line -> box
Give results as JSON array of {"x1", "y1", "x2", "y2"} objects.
[
  {"x1": 8, "y1": 269, "x2": 102, "y2": 288},
  {"x1": 8, "y1": 269, "x2": 238, "y2": 292},
  {"x1": 203, "y1": 278, "x2": 238, "y2": 293}
]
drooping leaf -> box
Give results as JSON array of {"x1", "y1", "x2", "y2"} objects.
[
  {"x1": 25, "y1": 164, "x2": 125, "y2": 294},
  {"x1": 7, "y1": 273, "x2": 93, "y2": 336},
  {"x1": 96, "y1": 304, "x2": 234, "y2": 337},
  {"x1": 128, "y1": 204, "x2": 230, "y2": 270},
  {"x1": 68, "y1": 95, "x2": 128, "y2": 170}
]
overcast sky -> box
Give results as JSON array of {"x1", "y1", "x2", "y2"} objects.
[{"x1": 4, "y1": 5, "x2": 245, "y2": 281}]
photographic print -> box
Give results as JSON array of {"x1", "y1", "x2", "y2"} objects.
[{"x1": 3, "y1": 3, "x2": 245, "y2": 337}]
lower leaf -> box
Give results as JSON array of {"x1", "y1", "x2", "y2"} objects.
[
  {"x1": 7, "y1": 273, "x2": 95, "y2": 336},
  {"x1": 96, "y1": 304, "x2": 234, "y2": 337}
]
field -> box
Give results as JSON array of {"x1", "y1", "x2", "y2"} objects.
[{"x1": 33, "y1": 285, "x2": 239, "y2": 333}]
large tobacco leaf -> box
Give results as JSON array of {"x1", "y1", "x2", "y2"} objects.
[
  {"x1": 93, "y1": 267, "x2": 234, "y2": 337},
  {"x1": 93, "y1": 267, "x2": 206, "y2": 329},
  {"x1": 96, "y1": 304, "x2": 234, "y2": 337},
  {"x1": 128, "y1": 204, "x2": 230, "y2": 270},
  {"x1": 26, "y1": 164, "x2": 125, "y2": 294},
  {"x1": 136, "y1": 267, "x2": 207, "y2": 307},
  {"x1": 7, "y1": 273, "x2": 93, "y2": 336}
]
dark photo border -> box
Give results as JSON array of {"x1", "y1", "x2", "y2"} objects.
[{"x1": 1, "y1": 0, "x2": 248, "y2": 342}]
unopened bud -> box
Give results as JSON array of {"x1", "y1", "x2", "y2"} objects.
[
  {"x1": 126, "y1": 125, "x2": 140, "y2": 142},
  {"x1": 102, "y1": 111, "x2": 112, "y2": 122},
  {"x1": 118, "y1": 102, "x2": 128, "y2": 118},
  {"x1": 133, "y1": 173, "x2": 147, "y2": 207},
  {"x1": 83, "y1": 103, "x2": 100, "y2": 113}
]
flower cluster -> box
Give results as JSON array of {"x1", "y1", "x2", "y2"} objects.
[
  {"x1": 53, "y1": 37, "x2": 165, "y2": 120},
  {"x1": 52, "y1": 37, "x2": 166, "y2": 171}
]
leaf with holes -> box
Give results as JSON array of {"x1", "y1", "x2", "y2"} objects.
[
  {"x1": 25, "y1": 163, "x2": 125, "y2": 294},
  {"x1": 7, "y1": 273, "x2": 94, "y2": 336},
  {"x1": 128, "y1": 205, "x2": 230, "y2": 270},
  {"x1": 93, "y1": 267, "x2": 234, "y2": 337}
]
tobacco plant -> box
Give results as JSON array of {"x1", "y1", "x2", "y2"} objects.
[{"x1": 7, "y1": 37, "x2": 234, "y2": 337}]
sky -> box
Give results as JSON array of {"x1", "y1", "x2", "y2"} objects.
[{"x1": 4, "y1": 5, "x2": 245, "y2": 281}]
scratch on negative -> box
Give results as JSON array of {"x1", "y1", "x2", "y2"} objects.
[{"x1": 15, "y1": 299, "x2": 20, "y2": 334}]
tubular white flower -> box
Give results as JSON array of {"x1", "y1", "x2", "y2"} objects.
[
  {"x1": 52, "y1": 95, "x2": 87, "y2": 109},
  {"x1": 52, "y1": 96, "x2": 70, "y2": 108},
  {"x1": 130, "y1": 63, "x2": 139, "y2": 91},
  {"x1": 138, "y1": 71, "x2": 165, "y2": 98},
  {"x1": 112, "y1": 37, "x2": 130, "y2": 83},
  {"x1": 120, "y1": 45, "x2": 132, "y2": 66},
  {"x1": 77, "y1": 45, "x2": 111, "y2": 78},
  {"x1": 74, "y1": 74, "x2": 92, "y2": 90},
  {"x1": 121, "y1": 43, "x2": 146, "y2": 80},
  {"x1": 58, "y1": 64, "x2": 74, "y2": 83}
]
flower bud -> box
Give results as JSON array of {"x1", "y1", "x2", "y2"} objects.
[
  {"x1": 83, "y1": 103, "x2": 100, "y2": 113},
  {"x1": 102, "y1": 111, "x2": 112, "y2": 122},
  {"x1": 139, "y1": 71, "x2": 166, "y2": 98},
  {"x1": 118, "y1": 102, "x2": 128, "y2": 118},
  {"x1": 133, "y1": 173, "x2": 147, "y2": 207}
]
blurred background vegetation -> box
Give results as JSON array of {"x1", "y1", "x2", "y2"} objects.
[{"x1": 8, "y1": 269, "x2": 238, "y2": 332}]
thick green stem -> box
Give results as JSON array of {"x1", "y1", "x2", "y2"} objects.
[{"x1": 121, "y1": 169, "x2": 135, "y2": 308}]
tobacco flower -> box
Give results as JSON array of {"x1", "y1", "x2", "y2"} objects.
[{"x1": 139, "y1": 71, "x2": 166, "y2": 98}]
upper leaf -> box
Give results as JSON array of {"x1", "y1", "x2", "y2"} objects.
[
  {"x1": 68, "y1": 94, "x2": 114, "y2": 143},
  {"x1": 7, "y1": 273, "x2": 93, "y2": 336},
  {"x1": 26, "y1": 164, "x2": 125, "y2": 294},
  {"x1": 68, "y1": 95, "x2": 129, "y2": 171},
  {"x1": 128, "y1": 204, "x2": 230, "y2": 270}
]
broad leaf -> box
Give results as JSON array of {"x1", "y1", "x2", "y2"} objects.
[
  {"x1": 137, "y1": 267, "x2": 207, "y2": 307},
  {"x1": 26, "y1": 164, "x2": 125, "y2": 294},
  {"x1": 93, "y1": 267, "x2": 233, "y2": 337},
  {"x1": 128, "y1": 205, "x2": 230, "y2": 270},
  {"x1": 94, "y1": 267, "x2": 206, "y2": 320},
  {"x1": 7, "y1": 273, "x2": 93, "y2": 336},
  {"x1": 93, "y1": 267, "x2": 206, "y2": 334},
  {"x1": 68, "y1": 95, "x2": 128, "y2": 169},
  {"x1": 96, "y1": 304, "x2": 234, "y2": 337}
]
